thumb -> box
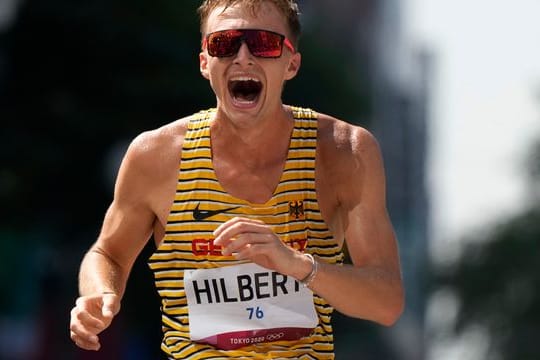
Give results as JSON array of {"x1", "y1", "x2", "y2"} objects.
[{"x1": 102, "y1": 293, "x2": 119, "y2": 319}]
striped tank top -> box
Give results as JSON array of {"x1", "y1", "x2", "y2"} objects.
[{"x1": 148, "y1": 107, "x2": 344, "y2": 359}]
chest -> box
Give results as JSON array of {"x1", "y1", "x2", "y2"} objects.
[
  {"x1": 212, "y1": 155, "x2": 285, "y2": 205},
  {"x1": 153, "y1": 117, "x2": 345, "y2": 247}
]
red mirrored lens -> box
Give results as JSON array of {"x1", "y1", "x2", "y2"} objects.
[
  {"x1": 205, "y1": 29, "x2": 293, "y2": 58},
  {"x1": 244, "y1": 30, "x2": 283, "y2": 57},
  {"x1": 206, "y1": 29, "x2": 243, "y2": 57}
]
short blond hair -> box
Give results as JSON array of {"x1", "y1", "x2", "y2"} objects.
[{"x1": 197, "y1": 0, "x2": 301, "y2": 45}]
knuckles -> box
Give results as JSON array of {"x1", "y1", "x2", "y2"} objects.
[{"x1": 70, "y1": 296, "x2": 112, "y2": 351}]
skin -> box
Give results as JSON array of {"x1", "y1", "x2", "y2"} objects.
[{"x1": 69, "y1": 1, "x2": 404, "y2": 352}]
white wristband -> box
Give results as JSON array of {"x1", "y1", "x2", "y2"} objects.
[{"x1": 299, "y1": 253, "x2": 318, "y2": 288}]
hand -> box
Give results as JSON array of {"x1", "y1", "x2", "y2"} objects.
[
  {"x1": 69, "y1": 293, "x2": 120, "y2": 351},
  {"x1": 213, "y1": 217, "x2": 311, "y2": 279}
]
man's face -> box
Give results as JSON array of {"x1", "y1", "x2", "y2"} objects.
[{"x1": 199, "y1": 2, "x2": 301, "y2": 122}]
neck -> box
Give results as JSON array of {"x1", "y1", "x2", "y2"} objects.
[{"x1": 211, "y1": 105, "x2": 294, "y2": 167}]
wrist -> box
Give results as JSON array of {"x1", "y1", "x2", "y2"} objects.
[{"x1": 298, "y1": 253, "x2": 319, "y2": 288}]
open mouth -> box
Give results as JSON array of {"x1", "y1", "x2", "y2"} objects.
[{"x1": 228, "y1": 77, "x2": 263, "y2": 105}]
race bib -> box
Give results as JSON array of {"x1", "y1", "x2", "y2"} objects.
[{"x1": 184, "y1": 263, "x2": 318, "y2": 350}]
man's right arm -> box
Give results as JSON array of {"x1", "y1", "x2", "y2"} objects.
[{"x1": 70, "y1": 131, "x2": 162, "y2": 351}]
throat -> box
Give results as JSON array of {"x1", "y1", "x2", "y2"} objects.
[
  {"x1": 210, "y1": 107, "x2": 295, "y2": 203},
  {"x1": 214, "y1": 160, "x2": 286, "y2": 204},
  {"x1": 212, "y1": 137, "x2": 291, "y2": 204}
]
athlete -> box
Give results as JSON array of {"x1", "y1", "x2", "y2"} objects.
[{"x1": 69, "y1": 0, "x2": 404, "y2": 358}]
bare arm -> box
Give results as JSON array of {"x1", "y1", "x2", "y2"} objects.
[
  {"x1": 213, "y1": 121, "x2": 404, "y2": 326},
  {"x1": 70, "y1": 130, "x2": 167, "y2": 350},
  {"x1": 78, "y1": 150, "x2": 157, "y2": 297},
  {"x1": 309, "y1": 126, "x2": 404, "y2": 325}
]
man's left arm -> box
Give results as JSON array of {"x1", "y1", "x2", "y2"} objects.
[
  {"x1": 213, "y1": 126, "x2": 404, "y2": 326},
  {"x1": 308, "y1": 127, "x2": 404, "y2": 326}
]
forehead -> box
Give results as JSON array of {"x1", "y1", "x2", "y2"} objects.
[{"x1": 204, "y1": 2, "x2": 289, "y2": 35}]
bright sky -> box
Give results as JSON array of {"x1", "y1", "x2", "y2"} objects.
[
  {"x1": 403, "y1": 1, "x2": 540, "y2": 358},
  {"x1": 404, "y1": 0, "x2": 540, "y2": 259}
]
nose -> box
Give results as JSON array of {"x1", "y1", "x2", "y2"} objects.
[{"x1": 233, "y1": 41, "x2": 254, "y2": 65}]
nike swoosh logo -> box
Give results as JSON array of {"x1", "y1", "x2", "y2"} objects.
[{"x1": 192, "y1": 203, "x2": 240, "y2": 221}]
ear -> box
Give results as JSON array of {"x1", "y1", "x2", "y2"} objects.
[
  {"x1": 284, "y1": 52, "x2": 301, "y2": 81},
  {"x1": 199, "y1": 52, "x2": 210, "y2": 80}
]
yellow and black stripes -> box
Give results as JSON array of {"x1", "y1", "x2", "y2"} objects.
[{"x1": 149, "y1": 107, "x2": 343, "y2": 359}]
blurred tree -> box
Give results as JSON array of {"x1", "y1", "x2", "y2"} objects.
[{"x1": 435, "y1": 139, "x2": 540, "y2": 360}]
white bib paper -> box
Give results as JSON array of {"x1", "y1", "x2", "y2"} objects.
[{"x1": 184, "y1": 263, "x2": 318, "y2": 350}]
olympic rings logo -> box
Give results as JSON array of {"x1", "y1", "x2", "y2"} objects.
[{"x1": 266, "y1": 332, "x2": 285, "y2": 341}]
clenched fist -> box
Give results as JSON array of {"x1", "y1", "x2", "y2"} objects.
[{"x1": 69, "y1": 293, "x2": 120, "y2": 351}]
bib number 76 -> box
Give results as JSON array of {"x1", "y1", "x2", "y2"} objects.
[{"x1": 246, "y1": 306, "x2": 264, "y2": 320}]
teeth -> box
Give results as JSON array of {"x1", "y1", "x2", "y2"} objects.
[{"x1": 230, "y1": 76, "x2": 260, "y2": 82}]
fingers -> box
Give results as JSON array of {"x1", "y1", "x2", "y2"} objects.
[
  {"x1": 213, "y1": 217, "x2": 299, "y2": 274},
  {"x1": 220, "y1": 232, "x2": 275, "y2": 256},
  {"x1": 70, "y1": 294, "x2": 120, "y2": 351},
  {"x1": 71, "y1": 305, "x2": 105, "y2": 330},
  {"x1": 213, "y1": 218, "x2": 277, "y2": 257},
  {"x1": 214, "y1": 217, "x2": 266, "y2": 236},
  {"x1": 214, "y1": 217, "x2": 270, "y2": 247},
  {"x1": 232, "y1": 242, "x2": 273, "y2": 261},
  {"x1": 70, "y1": 328, "x2": 101, "y2": 351},
  {"x1": 70, "y1": 306, "x2": 103, "y2": 351}
]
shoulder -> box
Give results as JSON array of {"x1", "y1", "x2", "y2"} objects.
[
  {"x1": 316, "y1": 112, "x2": 385, "y2": 207},
  {"x1": 316, "y1": 112, "x2": 381, "y2": 167},
  {"x1": 125, "y1": 116, "x2": 191, "y2": 165},
  {"x1": 128, "y1": 108, "x2": 215, "y2": 157},
  {"x1": 114, "y1": 115, "x2": 195, "y2": 188}
]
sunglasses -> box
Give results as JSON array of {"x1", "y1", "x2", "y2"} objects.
[{"x1": 203, "y1": 29, "x2": 296, "y2": 58}]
